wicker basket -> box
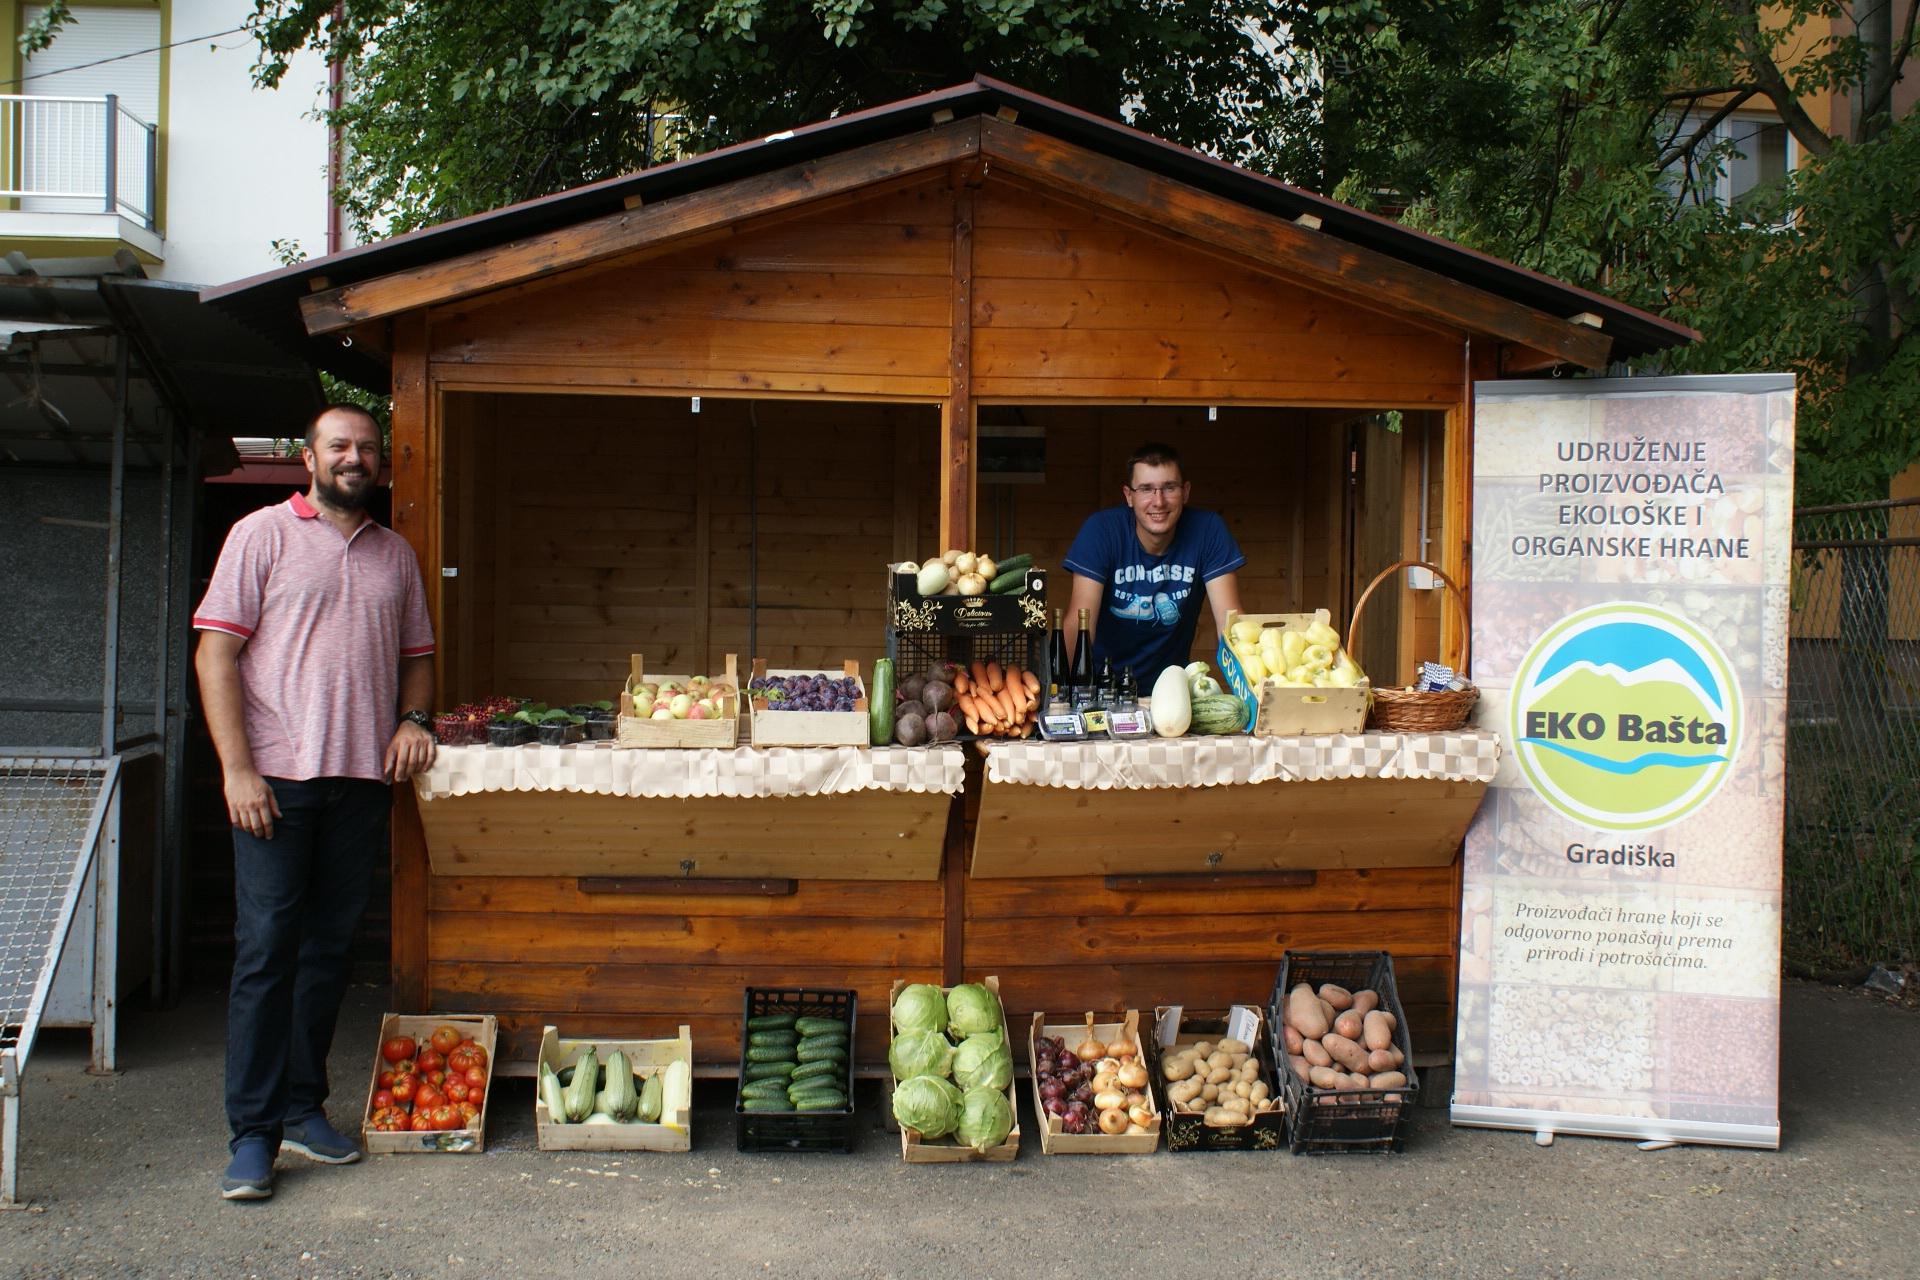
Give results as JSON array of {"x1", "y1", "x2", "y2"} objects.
[{"x1": 1347, "y1": 559, "x2": 1478, "y2": 733}]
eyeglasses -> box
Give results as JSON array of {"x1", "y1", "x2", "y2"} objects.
[{"x1": 1127, "y1": 483, "x2": 1185, "y2": 498}]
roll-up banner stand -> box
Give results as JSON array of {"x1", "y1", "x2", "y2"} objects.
[{"x1": 1454, "y1": 374, "x2": 1793, "y2": 1149}]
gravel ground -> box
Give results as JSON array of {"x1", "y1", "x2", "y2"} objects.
[{"x1": 3, "y1": 979, "x2": 1915, "y2": 1279}]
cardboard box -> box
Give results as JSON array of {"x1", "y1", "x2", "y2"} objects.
[
  {"x1": 1215, "y1": 610, "x2": 1371, "y2": 737},
  {"x1": 533, "y1": 1025, "x2": 693, "y2": 1152},
  {"x1": 1028, "y1": 1010, "x2": 1160, "y2": 1154},
  {"x1": 1148, "y1": 1005, "x2": 1286, "y2": 1153},
  {"x1": 615, "y1": 654, "x2": 740, "y2": 748},
  {"x1": 888, "y1": 566, "x2": 1048, "y2": 636},
  {"x1": 747, "y1": 660, "x2": 870, "y2": 747},
  {"x1": 360, "y1": 1013, "x2": 497, "y2": 1154},
  {"x1": 888, "y1": 975, "x2": 1022, "y2": 1163}
]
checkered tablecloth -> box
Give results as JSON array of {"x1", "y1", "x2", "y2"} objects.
[
  {"x1": 415, "y1": 742, "x2": 966, "y2": 800},
  {"x1": 981, "y1": 730, "x2": 1501, "y2": 790}
]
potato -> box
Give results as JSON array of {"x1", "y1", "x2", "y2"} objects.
[
  {"x1": 1307, "y1": 1065, "x2": 1342, "y2": 1089},
  {"x1": 1282, "y1": 1025, "x2": 1304, "y2": 1055},
  {"x1": 1322, "y1": 1032, "x2": 1371, "y2": 1074},
  {"x1": 1391, "y1": 1046, "x2": 1405, "y2": 1069},
  {"x1": 1249, "y1": 1081, "x2": 1270, "y2": 1104},
  {"x1": 1206, "y1": 1066, "x2": 1231, "y2": 1085},
  {"x1": 1218, "y1": 1097, "x2": 1251, "y2": 1116},
  {"x1": 1216, "y1": 1038, "x2": 1249, "y2": 1055},
  {"x1": 1370, "y1": 1071, "x2": 1407, "y2": 1089},
  {"x1": 1318, "y1": 997, "x2": 1336, "y2": 1026},
  {"x1": 1333, "y1": 1010, "x2": 1364, "y2": 1040},
  {"x1": 1367, "y1": 1048, "x2": 1397, "y2": 1073},
  {"x1": 1230, "y1": 1080, "x2": 1252, "y2": 1099},
  {"x1": 1192, "y1": 1041, "x2": 1215, "y2": 1058},
  {"x1": 1363, "y1": 1010, "x2": 1396, "y2": 1052},
  {"x1": 1169, "y1": 1078, "x2": 1203, "y2": 1105},
  {"x1": 1203, "y1": 1106, "x2": 1249, "y2": 1127},
  {"x1": 1288, "y1": 1054, "x2": 1310, "y2": 1079},
  {"x1": 1237, "y1": 1060, "x2": 1260, "y2": 1082},
  {"x1": 1201, "y1": 1082, "x2": 1220, "y2": 1102},
  {"x1": 1162, "y1": 1055, "x2": 1195, "y2": 1081},
  {"x1": 1286, "y1": 985, "x2": 1330, "y2": 1039},
  {"x1": 1318, "y1": 983, "x2": 1354, "y2": 1011},
  {"x1": 1351, "y1": 989, "x2": 1381, "y2": 1016},
  {"x1": 1302, "y1": 1039, "x2": 1332, "y2": 1068},
  {"x1": 1205, "y1": 1050, "x2": 1232, "y2": 1070}
]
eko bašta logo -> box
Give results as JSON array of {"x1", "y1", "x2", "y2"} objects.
[{"x1": 1510, "y1": 602, "x2": 1741, "y2": 832}]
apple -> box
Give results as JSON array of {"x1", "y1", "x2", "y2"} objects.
[
  {"x1": 651, "y1": 707, "x2": 674, "y2": 720},
  {"x1": 669, "y1": 693, "x2": 693, "y2": 719},
  {"x1": 688, "y1": 676, "x2": 710, "y2": 695},
  {"x1": 687, "y1": 703, "x2": 709, "y2": 720}
]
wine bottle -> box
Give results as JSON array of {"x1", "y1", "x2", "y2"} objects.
[
  {"x1": 1048, "y1": 608, "x2": 1068, "y2": 704},
  {"x1": 1090, "y1": 657, "x2": 1113, "y2": 712},
  {"x1": 1070, "y1": 608, "x2": 1093, "y2": 709}
]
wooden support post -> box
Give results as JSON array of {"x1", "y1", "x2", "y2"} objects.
[
  {"x1": 941, "y1": 170, "x2": 978, "y2": 551},
  {"x1": 1441, "y1": 341, "x2": 1498, "y2": 673},
  {"x1": 389, "y1": 311, "x2": 434, "y2": 1010}
]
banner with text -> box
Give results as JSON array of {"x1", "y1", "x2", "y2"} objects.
[{"x1": 1453, "y1": 374, "x2": 1792, "y2": 1148}]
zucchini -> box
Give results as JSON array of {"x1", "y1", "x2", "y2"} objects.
[
  {"x1": 870, "y1": 658, "x2": 895, "y2": 746},
  {"x1": 539, "y1": 1063, "x2": 570, "y2": 1124},
  {"x1": 988, "y1": 567, "x2": 1030, "y2": 594},
  {"x1": 796, "y1": 1040, "x2": 847, "y2": 1064},
  {"x1": 746, "y1": 1044, "x2": 799, "y2": 1064},
  {"x1": 790, "y1": 1059, "x2": 842, "y2": 1083},
  {"x1": 743, "y1": 1060, "x2": 797, "y2": 1082},
  {"x1": 636, "y1": 1071, "x2": 664, "y2": 1123},
  {"x1": 794, "y1": 1017, "x2": 847, "y2": 1037},
  {"x1": 563, "y1": 1046, "x2": 598, "y2": 1123},
  {"x1": 748, "y1": 1029, "x2": 800, "y2": 1048},
  {"x1": 745, "y1": 1011, "x2": 798, "y2": 1032},
  {"x1": 742, "y1": 1097, "x2": 791, "y2": 1113},
  {"x1": 601, "y1": 1050, "x2": 638, "y2": 1121}
]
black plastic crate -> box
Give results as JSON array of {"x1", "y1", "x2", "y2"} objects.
[
  {"x1": 735, "y1": 986, "x2": 858, "y2": 1153},
  {"x1": 885, "y1": 629, "x2": 1047, "y2": 685},
  {"x1": 1267, "y1": 951, "x2": 1419, "y2": 1155}
]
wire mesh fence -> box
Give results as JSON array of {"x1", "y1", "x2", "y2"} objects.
[
  {"x1": 1786, "y1": 497, "x2": 1920, "y2": 968},
  {"x1": 0, "y1": 759, "x2": 109, "y2": 1052}
]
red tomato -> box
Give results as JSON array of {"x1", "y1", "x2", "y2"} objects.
[
  {"x1": 417, "y1": 1049, "x2": 446, "y2": 1074},
  {"x1": 381, "y1": 1036, "x2": 418, "y2": 1064},
  {"x1": 463, "y1": 1066, "x2": 486, "y2": 1088},
  {"x1": 369, "y1": 1105, "x2": 410, "y2": 1132},
  {"x1": 372, "y1": 1089, "x2": 396, "y2": 1110},
  {"x1": 429, "y1": 1026, "x2": 463, "y2": 1056},
  {"x1": 410, "y1": 1111, "x2": 438, "y2": 1131},
  {"x1": 446, "y1": 1046, "x2": 479, "y2": 1074},
  {"x1": 466, "y1": 1080, "x2": 485, "y2": 1106},
  {"x1": 391, "y1": 1058, "x2": 417, "y2": 1077},
  {"x1": 414, "y1": 1083, "x2": 444, "y2": 1111},
  {"x1": 456, "y1": 1102, "x2": 480, "y2": 1126},
  {"x1": 429, "y1": 1104, "x2": 461, "y2": 1130},
  {"x1": 390, "y1": 1076, "x2": 417, "y2": 1104},
  {"x1": 376, "y1": 1069, "x2": 397, "y2": 1090},
  {"x1": 444, "y1": 1078, "x2": 470, "y2": 1104},
  {"x1": 425, "y1": 1069, "x2": 447, "y2": 1089}
]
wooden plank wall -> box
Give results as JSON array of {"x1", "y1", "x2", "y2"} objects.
[{"x1": 425, "y1": 875, "x2": 943, "y2": 1066}]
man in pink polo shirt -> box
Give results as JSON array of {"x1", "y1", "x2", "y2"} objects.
[{"x1": 194, "y1": 403, "x2": 436, "y2": 1201}]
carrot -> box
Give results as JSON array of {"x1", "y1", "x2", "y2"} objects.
[
  {"x1": 997, "y1": 686, "x2": 1021, "y2": 723},
  {"x1": 956, "y1": 691, "x2": 978, "y2": 720},
  {"x1": 970, "y1": 660, "x2": 991, "y2": 690},
  {"x1": 953, "y1": 672, "x2": 971, "y2": 694},
  {"x1": 1020, "y1": 670, "x2": 1040, "y2": 695},
  {"x1": 986, "y1": 661, "x2": 1005, "y2": 692},
  {"x1": 963, "y1": 711, "x2": 980, "y2": 736},
  {"x1": 1006, "y1": 664, "x2": 1026, "y2": 693}
]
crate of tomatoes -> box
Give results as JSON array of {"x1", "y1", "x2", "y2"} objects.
[{"x1": 362, "y1": 1013, "x2": 498, "y2": 1153}]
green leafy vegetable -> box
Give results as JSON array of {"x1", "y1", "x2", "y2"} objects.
[
  {"x1": 891, "y1": 984, "x2": 946, "y2": 1035},
  {"x1": 945, "y1": 983, "x2": 1002, "y2": 1039},
  {"x1": 887, "y1": 1029, "x2": 954, "y2": 1082},
  {"x1": 951, "y1": 1032, "x2": 1012, "y2": 1092},
  {"x1": 891, "y1": 1074, "x2": 962, "y2": 1139},
  {"x1": 955, "y1": 1086, "x2": 1014, "y2": 1153}
]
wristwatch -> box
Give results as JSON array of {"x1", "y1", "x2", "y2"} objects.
[{"x1": 401, "y1": 709, "x2": 435, "y2": 736}]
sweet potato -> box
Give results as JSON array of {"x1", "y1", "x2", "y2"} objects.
[
  {"x1": 1363, "y1": 1010, "x2": 1395, "y2": 1052},
  {"x1": 1287, "y1": 984, "x2": 1330, "y2": 1038}
]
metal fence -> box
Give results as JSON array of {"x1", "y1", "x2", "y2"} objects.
[
  {"x1": 0, "y1": 93, "x2": 158, "y2": 228},
  {"x1": 1786, "y1": 497, "x2": 1920, "y2": 968}
]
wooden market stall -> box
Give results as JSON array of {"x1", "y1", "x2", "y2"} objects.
[{"x1": 205, "y1": 78, "x2": 1695, "y2": 1071}]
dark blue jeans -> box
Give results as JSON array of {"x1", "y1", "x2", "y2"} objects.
[{"x1": 225, "y1": 776, "x2": 388, "y2": 1151}]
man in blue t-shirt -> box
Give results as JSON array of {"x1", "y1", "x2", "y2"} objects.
[{"x1": 1063, "y1": 441, "x2": 1245, "y2": 688}]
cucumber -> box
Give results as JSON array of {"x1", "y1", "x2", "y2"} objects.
[
  {"x1": 994, "y1": 553, "x2": 1033, "y2": 574},
  {"x1": 790, "y1": 1059, "x2": 843, "y2": 1083},
  {"x1": 870, "y1": 658, "x2": 895, "y2": 746},
  {"x1": 741, "y1": 1097, "x2": 791, "y2": 1113},
  {"x1": 792, "y1": 1094, "x2": 848, "y2": 1112},
  {"x1": 747, "y1": 1029, "x2": 799, "y2": 1048},
  {"x1": 796, "y1": 1040, "x2": 847, "y2": 1064},
  {"x1": 797, "y1": 1031, "x2": 848, "y2": 1050},
  {"x1": 746, "y1": 1044, "x2": 799, "y2": 1064},
  {"x1": 788, "y1": 1081, "x2": 847, "y2": 1100},
  {"x1": 740, "y1": 1078, "x2": 790, "y2": 1101},
  {"x1": 743, "y1": 1061, "x2": 797, "y2": 1082},
  {"x1": 988, "y1": 567, "x2": 1029, "y2": 594},
  {"x1": 794, "y1": 1016, "x2": 847, "y2": 1037},
  {"x1": 746, "y1": 1012, "x2": 798, "y2": 1031}
]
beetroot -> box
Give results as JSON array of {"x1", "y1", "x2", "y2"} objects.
[
  {"x1": 921, "y1": 680, "x2": 954, "y2": 713},
  {"x1": 926, "y1": 711, "x2": 958, "y2": 743}
]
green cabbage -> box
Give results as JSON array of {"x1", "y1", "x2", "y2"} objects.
[
  {"x1": 955, "y1": 1086, "x2": 1014, "y2": 1153},
  {"x1": 945, "y1": 983, "x2": 1002, "y2": 1038},
  {"x1": 892, "y1": 983, "x2": 947, "y2": 1035},
  {"x1": 952, "y1": 1032, "x2": 1012, "y2": 1091},
  {"x1": 888, "y1": 1028, "x2": 954, "y2": 1082},
  {"x1": 892, "y1": 1074, "x2": 962, "y2": 1138}
]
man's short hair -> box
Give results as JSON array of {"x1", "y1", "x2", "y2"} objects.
[
  {"x1": 1125, "y1": 441, "x2": 1183, "y2": 484},
  {"x1": 303, "y1": 402, "x2": 381, "y2": 449}
]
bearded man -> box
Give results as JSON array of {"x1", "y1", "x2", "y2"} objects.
[{"x1": 193, "y1": 403, "x2": 436, "y2": 1199}]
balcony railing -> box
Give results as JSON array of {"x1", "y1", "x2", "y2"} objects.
[{"x1": 0, "y1": 93, "x2": 158, "y2": 230}]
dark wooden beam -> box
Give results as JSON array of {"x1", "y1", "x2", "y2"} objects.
[
  {"x1": 578, "y1": 876, "x2": 797, "y2": 896},
  {"x1": 977, "y1": 118, "x2": 1614, "y2": 370},
  {"x1": 299, "y1": 121, "x2": 983, "y2": 335}
]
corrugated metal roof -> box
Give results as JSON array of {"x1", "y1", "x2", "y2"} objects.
[{"x1": 203, "y1": 75, "x2": 1696, "y2": 387}]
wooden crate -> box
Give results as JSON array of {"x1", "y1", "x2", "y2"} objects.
[
  {"x1": 1028, "y1": 1010, "x2": 1160, "y2": 1155},
  {"x1": 533, "y1": 1024, "x2": 693, "y2": 1152},
  {"x1": 890, "y1": 974, "x2": 1022, "y2": 1163},
  {"x1": 360, "y1": 1012, "x2": 498, "y2": 1154},
  {"x1": 615, "y1": 653, "x2": 741, "y2": 748},
  {"x1": 1150, "y1": 1006, "x2": 1286, "y2": 1152},
  {"x1": 747, "y1": 659, "x2": 871, "y2": 747},
  {"x1": 1215, "y1": 611, "x2": 1372, "y2": 736}
]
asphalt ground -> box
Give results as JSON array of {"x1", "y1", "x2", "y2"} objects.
[{"x1": 3, "y1": 978, "x2": 1915, "y2": 1280}]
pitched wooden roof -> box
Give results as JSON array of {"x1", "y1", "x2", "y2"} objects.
[{"x1": 205, "y1": 76, "x2": 1695, "y2": 389}]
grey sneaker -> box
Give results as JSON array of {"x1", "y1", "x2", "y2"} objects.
[
  {"x1": 220, "y1": 1137, "x2": 276, "y2": 1200},
  {"x1": 281, "y1": 1115, "x2": 362, "y2": 1164}
]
